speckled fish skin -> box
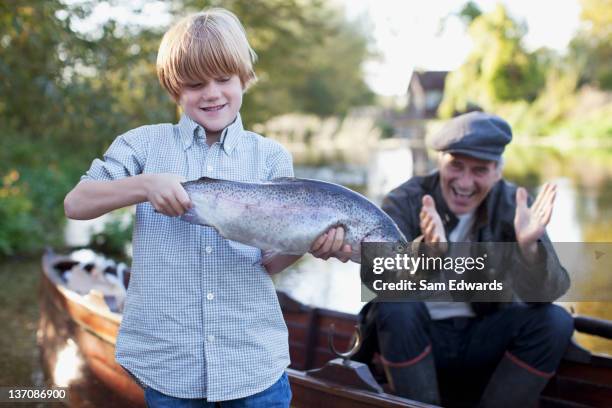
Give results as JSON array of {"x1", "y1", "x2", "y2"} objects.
[{"x1": 180, "y1": 177, "x2": 407, "y2": 262}]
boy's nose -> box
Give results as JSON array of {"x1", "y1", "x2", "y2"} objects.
[{"x1": 201, "y1": 83, "x2": 221, "y2": 100}]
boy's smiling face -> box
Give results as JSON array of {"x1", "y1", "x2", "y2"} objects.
[{"x1": 179, "y1": 74, "x2": 243, "y2": 138}]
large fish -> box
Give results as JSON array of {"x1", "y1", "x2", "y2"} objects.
[{"x1": 179, "y1": 177, "x2": 407, "y2": 262}]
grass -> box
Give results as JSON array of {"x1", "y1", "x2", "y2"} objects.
[{"x1": 0, "y1": 258, "x2": 42, "y2": 387}]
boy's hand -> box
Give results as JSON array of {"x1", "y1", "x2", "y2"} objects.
[
  {"x1": 144, "y1": 173, "x2": 192, "y2": 217},
  {"x1": 310, "y1": 227, "x2": 353, "y2": 263}
]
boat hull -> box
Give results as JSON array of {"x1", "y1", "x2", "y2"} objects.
[{"x1": 39, "y1": 252, "x2": 612, "y2": 407}]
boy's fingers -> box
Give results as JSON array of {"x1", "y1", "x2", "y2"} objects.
[
  {"x1": 311, "y1": 231, "x2": 328, "y2": 252},
  {"x1": 331, "y1": 227, "x2": 344, "y2": 253},
  {"x1": 165, "y1": 196, "x2": 183, "y2": 217},
  {"x1": 176, "y1": 188, "x2": 192, "y2": 211},
  {"x1": 320, "y1": 229, "x2": 335, "y2": 254},
  {"x1": 173, "y1": 193, "x2": 189, "y2": 214},
  {"x1": 158, "y1": 198, "x2": 173, "y2": 216},
  {"x1": 312, "y1": 230, "x2": 334, "y2": 257}
]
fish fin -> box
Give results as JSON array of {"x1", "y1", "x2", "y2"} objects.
[
  {"x1": 180, "y1": 176, "x2": 223, "y2": 187},
  {"x1": 196, "y1": 176, "x2": 222, "y2": 182},
  {"x1": 270, "y1": 177, "x2": 299, "y2": 183}
]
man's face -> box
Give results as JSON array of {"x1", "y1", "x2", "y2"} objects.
[
  {"x1": 178, "y1": 74, "x2": 243, "y2": 138},
  {"x1": 438, "y1": 153, "x2": 501, "y2": 215}
]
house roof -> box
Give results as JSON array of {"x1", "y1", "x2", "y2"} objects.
[{"x1": 409, "y1": 71, "x2": 448, "y2": 91}]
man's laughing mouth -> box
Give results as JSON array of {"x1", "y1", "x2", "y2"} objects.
[{"x1": 451, "y1": 186, "x2": 475, "y2": 199}]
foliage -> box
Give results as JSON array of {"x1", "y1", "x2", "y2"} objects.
[
  {"x1": 569, "y1": 0, "x2": 612, "y2": 89},
  {"x1": 89, "y1": 212, "x2": 134, "y2": 261},
  {"x1": 439, "y1": 5, "x2": 545, "y2": 118},
  {"x1": 0, "y1": 0, "x2": 374, "y2": 257},
  {"x1": 457, "y1": 1, "x2": 482, "y2": 26},
  {"x1": 0, "y1": 259, "x2": 42, "y2": 386},
  {"x1": 562, "y1": 104, "x2": 612, "y2": 139},
  {"x1": 0, "y1": 170, "x2": 38, "y2": 256},
  {"x1": 439, "y1": 1, "x2": 611, "y2": 142},
  {"x1": 177, "y1": 0, "x2": 374, "y2": 122}
]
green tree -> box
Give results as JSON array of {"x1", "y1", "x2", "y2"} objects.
[
  {"x1": 439, "y1": 4, "x2": 545, "y2": 117},
  {"x1": 569, "y1": 0, "x2": 612, "y2": 89},
  {"x1": 457, "y1": 1, "x2": 482, "y2": 26},
  {"x1": 177, "y1": 0, "x2": 373, "y2": 123},
  {"x1": 0, "y1": 0, "x2": 375, "y2": 256}
]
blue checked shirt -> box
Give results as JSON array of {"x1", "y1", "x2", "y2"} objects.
[{"x1": 81, "y1": 113, "x2": 293, "y2": 401}]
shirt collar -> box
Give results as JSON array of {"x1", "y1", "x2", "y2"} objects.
[{"x1": 178, "y1": 113, "x2": 243, "y2": 155}]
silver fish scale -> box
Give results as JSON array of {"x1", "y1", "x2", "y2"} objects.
[{"x1": 181, "y1": 177, "x2": 406, "y2": 260}]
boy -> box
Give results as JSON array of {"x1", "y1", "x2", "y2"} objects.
[{"x1": 64, "y1": 8, "x2": 346, "y2": 407}]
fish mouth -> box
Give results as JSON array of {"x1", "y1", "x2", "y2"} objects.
[{"x1": 200, "y1": 104, "x2": 227, "y2": 112}]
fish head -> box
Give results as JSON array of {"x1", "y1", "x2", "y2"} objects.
[
  {"x1": 356, "y1": 223, "x2": 407, "y2": 263},
  {"x1": 362, "y1": 217, "x2": 408, "y2": 246},
  {"x1": 359, "y1": 226, "x2": 410, "y2": 290}
]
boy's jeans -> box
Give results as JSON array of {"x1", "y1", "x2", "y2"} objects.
[{"x1": 144, "y1": 372, "x2": 292, "y2": 408}]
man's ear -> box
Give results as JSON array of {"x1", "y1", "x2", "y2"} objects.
[
  {"x1": 437, "y1": 152, "x2": 446, "y2": 168},
  {"x1": 494, "y1": 164, "x2": 503, "y2": 182}
]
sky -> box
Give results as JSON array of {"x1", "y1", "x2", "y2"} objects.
[
  {"x1": 71, "y1": 0, "x2": 583, "y2": 97},
  {"x1": 338, "y1": 0, "x2": 582, "y2": 96}
]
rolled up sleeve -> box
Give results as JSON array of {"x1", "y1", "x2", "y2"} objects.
[{"x1": 82, "y1": 131, "x2": 147, "y2": 181}]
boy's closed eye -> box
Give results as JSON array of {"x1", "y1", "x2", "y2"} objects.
[{"x1": 185, "y1": 77, "x2": 231, "y2": 88}]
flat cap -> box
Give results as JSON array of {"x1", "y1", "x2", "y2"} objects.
[{"x1": 429, "y1": 111, "x2": 512, "y2": 161}]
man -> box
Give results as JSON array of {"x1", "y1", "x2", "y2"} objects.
[{"x1": 360, "y1": 112, "x2": 573, "y2": 407}]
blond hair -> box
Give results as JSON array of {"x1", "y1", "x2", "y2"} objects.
[{"x1": 157, "y1": 8, "x2": 257, "y2": 100}]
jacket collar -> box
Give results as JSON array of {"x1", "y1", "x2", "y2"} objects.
[{"x1": 178, "y1": 113, "x2": 243, "y2": 155}]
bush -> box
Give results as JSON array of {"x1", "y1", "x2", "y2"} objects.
[
  {"x1": 89, "y1": 212, "x2": 134, "y2": 262},
  {"x1": 0, "y1": 170, "x2": 41, "y2": 256}
]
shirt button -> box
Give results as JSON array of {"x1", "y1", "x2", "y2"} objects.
[
  {"x1": 207, "y1": 165, "x2": 213, "y2": 172},
  {"x1": 207, "y1": 335, "x2": 215, "y2": 343},
  {"x1": 207, "y1": 293, "x2": 214, "y2": 301},
  {"x1": 205, "y1": 246, "x2": 213, "y2": 254}
]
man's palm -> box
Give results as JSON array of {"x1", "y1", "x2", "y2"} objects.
[{"x1": 514, "y1": 183, "x2": 556, "y2": 247}]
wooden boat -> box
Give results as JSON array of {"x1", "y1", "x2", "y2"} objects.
[{"x1": 39, "y1": 250, "x2": 612, "y2": 407}]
